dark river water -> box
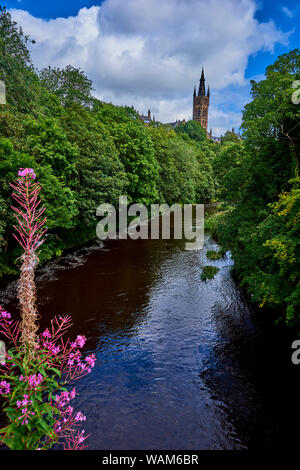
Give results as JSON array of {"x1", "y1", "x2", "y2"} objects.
[{"x1": 0, "y1": 215, "x2": 298, "y2": 450}]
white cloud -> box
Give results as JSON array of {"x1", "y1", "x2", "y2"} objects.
[
  {"x1": 10, "y1": 0, "x2": 291, "y2": 135},
  {"x1": 209, "y1": 107, "x2": 243, "y2": 136},
  {"x1": 281, "y1": 6, "x2": 294, "y2": 18}
]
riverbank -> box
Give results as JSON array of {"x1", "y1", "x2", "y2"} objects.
[{"x1": 204, "y1": 206, "x2": 298, "y2": 331}]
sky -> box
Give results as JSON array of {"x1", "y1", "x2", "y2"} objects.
[{"x1": 4, "y1": 0, "x2": 300, "y2": 135}]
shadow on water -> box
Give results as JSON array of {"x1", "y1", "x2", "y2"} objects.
[{"x1": 0, "y1": 208, "x2": 298, "y2": 450}]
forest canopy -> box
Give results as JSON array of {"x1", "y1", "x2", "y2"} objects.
[
  {"x1": 0, "y1": 7, "x2": 216, "y2": 277},
  {"x1": 209, "y1": 49, "x2": 300, "y2": 327}
]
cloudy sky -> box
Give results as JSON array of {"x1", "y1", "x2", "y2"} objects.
[{"x1": 5, "y1": 0, "x2": 299, "y2": 135}]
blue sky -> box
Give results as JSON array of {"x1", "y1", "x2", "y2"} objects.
[
  {"x1": 5, "y1": 0, "x2": 299, "y2": 135},
  {"x1": 246, "y1": 0, "x2": 299, "y2": 77}
]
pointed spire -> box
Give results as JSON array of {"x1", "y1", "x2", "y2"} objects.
[
  {"x1": 207, "y1": 86, "x2": 210, "y2": 97},
  {"x1": 198, "y1": 67, "x2": 205, "y2": 96},
  {"x1": 193, "y1": 85, "x2": 196, "y2": 97}
]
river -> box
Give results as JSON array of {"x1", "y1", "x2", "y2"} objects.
[{"x1": 0, "y1": 214, "x2": 298, "y2": 450}]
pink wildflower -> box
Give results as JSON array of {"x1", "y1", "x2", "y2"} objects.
[
  {"x1": 67, "y1": 350, "x2": 81, "y2": 366},
  {"x1": 54, "y1": 422, "x2": 62, "y2": 432},
  {"x1": 41, "y1": 328, "x2": 51, "y2": 339},
  {"x1": 71, "y1": 335, "x2": 86, "y2": 349},
  {"x1": 54, "y1": 388, "x2": 76, "y2": 409},
  {"x1": 16, "y1": 395, "x2": 33, "y2": 408},
  {"x1": 27, "y1": 373, "x2": 44, "y2": 389},
  {"x1": 0, "y1": 380, "x2": 10, "y2": 395},
  {"x1": 0, "y1": 310, "x2": 11, "y2": 320},
  {"x1": 85, "y1": 354, "x2": 96, "y2": 369},
  {"x1": 41, "y1": 340, "x2": 60, "y2": 355},
  {"x1": 16, "y1": 394, "x2": 35, "y2": 425},
  {"x1": 77, "y1": 430, "x2": 87, "y2": 444},
  {"x1": 18, "y1": 168, "x2": 36, "y2": 179},
  {"x1": 74, "y1": 412, "x2": 86, "y2": 422},
  {"x1": 18, "y1": 409, "x2": 35, "y2": 426}
]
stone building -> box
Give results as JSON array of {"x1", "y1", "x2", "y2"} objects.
[
  {"x1": 166, "y1": 118, "x2": 186, "y2": 129},
  {"x1": 138, "y1": 109, "x2": 155, "y2": 125},
  {"x1": 193, "y1": 67, "x2": 210, "y2": 131}
]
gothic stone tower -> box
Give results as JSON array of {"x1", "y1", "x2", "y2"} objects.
[{"x1": 193, "y1": 67, "x2": 210, "y2": 131}]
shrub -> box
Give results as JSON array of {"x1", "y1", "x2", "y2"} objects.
[
  {"x1": 201, "y1": 265, "x2": 219, "y2": 281},
  {"x1": 0, "y1": 169, "x2": 96, "y2": 450}
]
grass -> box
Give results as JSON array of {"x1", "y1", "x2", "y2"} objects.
[
  {"x1": 201, "y1": 265, "x2": 219, "y2": 281},
  {"x1": 206, "y1": 248, "x2": 226, "y2": 260},
  {"x1": 204, "y1": 207, "x2": 233, "y2": 240}
]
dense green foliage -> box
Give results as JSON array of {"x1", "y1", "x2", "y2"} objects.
[
  {"x1": 210, "y1": 49, "x2": 300, "y2": 327},
  {"x1": 149, "y1": 124, "x2": 215, "y2": 204},
  {"x1": 220, "y1": 129, "x2": 240, "y2": 145},
  {"x1": 39, "y1": 65, "x2": 94, "y2": 107},
  {"x1": 206, "y1": 249, "x2": 226, "y2": 260},
  {"x1": 201, "y1": 265, "x2": 219, "y2": 281},
  {"x1": 174, "y1": 119, "x2": 207, "y2": 142},
  {"x1": 0, "y1": 8, "x2": 216, "y2": 278}
]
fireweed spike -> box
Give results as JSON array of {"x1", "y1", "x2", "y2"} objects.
[
  {"x1": 0, "y1": 169, "x2": 96, "y2": 450},
  {"x1": 10, "y1": 168, "x2": 47, "y2": 358}
]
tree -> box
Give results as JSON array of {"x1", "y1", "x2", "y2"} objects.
[
  {"x1": 0, "y1": 137, "x2": 78, "y2": 271},
  {"x1": 242, "y1": 49, "x2": 300, "y2": 179},
  {"x1": 60, "y1": 103, "x2": 128, "y2": 227},
  {"x1": 249, "y1": 183, "x2": 300, "y2": 325},
  {"x1": 174, "y1": 120, "x2": 207, "y2": 142},
  {"x1": 220, "y1": 130, "x2": 240, "y2": 145},
  {"x1": 149, "y1": 124, "x2": 215, "y2": 204},
  {"x1": 96, "y1": 103, "x2": 159, "y2": 205},
  {"x1": 0, "y1": 6, "x2": 37, "y2": 111},
  {"x1": 213, "y1": 141, "x2": 248, "y2": 201},
  {"x1": 215, "y1": 49, "x2": 300, "y2": 326},
  {"x1": 39, "y1": 66, "x2": 94, "y2": 107}
]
